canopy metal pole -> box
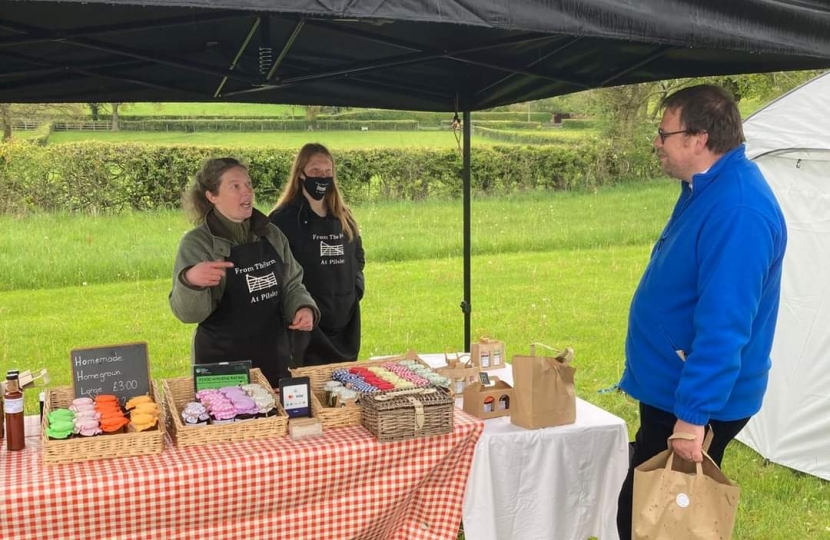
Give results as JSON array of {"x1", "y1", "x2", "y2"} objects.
[{"x1": 462, "y1": 109, "x2": 472, "y2": 352}]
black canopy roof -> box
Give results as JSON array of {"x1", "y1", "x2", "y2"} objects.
[{"x1": 2, "y1": 0, "x2": 830, "y2": 111}]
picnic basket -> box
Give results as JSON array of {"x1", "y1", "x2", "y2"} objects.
[
  {"x1": 160, "y1": 367, "x2": 287, "y2": 448},
  {"x1": 41, "y1": 384, "x2": 165, "y2": 465},
  {"x1": 361, "y1": 386, "x2": 454, "y2": 442}
]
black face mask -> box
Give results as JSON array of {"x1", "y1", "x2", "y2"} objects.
[{"x1": 302, "y1": 176, "x2": 333, "y2": 201}]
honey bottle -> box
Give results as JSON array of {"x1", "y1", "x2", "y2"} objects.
[{"x1": 4, "y1": 371, "x2": 25, "y2": 451}]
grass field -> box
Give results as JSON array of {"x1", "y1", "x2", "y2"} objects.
[
  {"x1": 498, "y1": 127, "x2": 601, "y2": 140},
  {"x1": 9, "y1": 130, "x2": 41, "y2": 140},
  {"x1": 46, "y1": 130, "x2": 503, "y2": 148},
  {"x1": 0, "y1": 179, "x2": 828, "y2": 539},
  {"x1": 0, "y1": 181, "x2": 677, "y2": 291}
]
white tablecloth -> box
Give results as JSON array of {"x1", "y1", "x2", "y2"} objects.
[{"x1": 420, "y1": 354, "x2": 629, "y2": 540}]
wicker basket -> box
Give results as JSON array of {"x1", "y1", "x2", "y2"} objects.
[
  {"x1": 160, "y1": 367, "x2": 287, "y2": 448},
  {"x1": 41, "y1": 384, "x2": 165, "y2": 465},
  {"x1": 361, "y1": 386, "x2": 455, "y2": 442},
  {"x1": 290, "y1": 350, "x2": 434, "y2": 430}
]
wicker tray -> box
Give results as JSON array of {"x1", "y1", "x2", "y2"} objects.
[
  {"x1": 160, "y1": 367, "x2": 287, "y2": 448},
  {"x1": 290, "y1": 350, "x2": 434, "y2": 430},
  {"x1": 362, "y1": 386, "x2": 455, "y2": 442},
  {"x1": 41, "y1": 384, "x2": 165, "y2": 465}
]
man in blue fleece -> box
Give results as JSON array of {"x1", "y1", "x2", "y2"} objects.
[{"x1": 616, "y1": 85, "x2": 787, "y2": 539}]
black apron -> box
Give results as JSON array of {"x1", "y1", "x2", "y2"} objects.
[
  {"x1": 292, "y1": 212, "x2": 361, "y2": 366},
  {"x1": 194, "y1": 238, "x2": 292, "y2": 386}
]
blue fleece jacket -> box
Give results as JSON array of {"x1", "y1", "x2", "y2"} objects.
[{"x1": 619, "y1": 145, "x2": 787, "y2": 426}]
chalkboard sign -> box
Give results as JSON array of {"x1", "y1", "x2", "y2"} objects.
[{"x1": 70, "y1": 342, "x2": 150, "y2": 405}]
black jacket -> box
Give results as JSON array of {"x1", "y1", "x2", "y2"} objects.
[{"x1": 269, "y1": 196, "x2": 365, "y2": 364}]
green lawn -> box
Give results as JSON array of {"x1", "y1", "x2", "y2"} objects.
[
  {"x1": 0, "y1": 179, "x2": 827, "y2": 539},
  {"x1": 0, "y1": 181, "x2": 678, "y2": 291},
  {"x1": 500, "y1": 127, "x2": 601, "y2": 140},
  {"x1": 46, "y1": 130, "x2": 506, "y2": 148},
  {"x1": 9, "y1": 130, "x2": 40, "y2": 140}
]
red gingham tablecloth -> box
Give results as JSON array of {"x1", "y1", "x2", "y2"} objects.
[{"x1": 1, "y1": 412, "x2": 483, "y2": 540}]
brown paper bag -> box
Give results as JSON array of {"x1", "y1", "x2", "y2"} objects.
[
  {"x1": 633, "y1": 432, "x2": 740, "y2": 540},
  {"x1": 510, "y1": 343, "x2": 576, "y2": 429}
]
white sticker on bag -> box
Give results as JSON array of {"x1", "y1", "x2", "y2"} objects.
[{"x1": 676, "y1": 493, "x2": 690, "y2": 508}]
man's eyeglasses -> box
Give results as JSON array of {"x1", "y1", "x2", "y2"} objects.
[{"x1": 657, "y1": 128, "x2": 693, "y2": 144}]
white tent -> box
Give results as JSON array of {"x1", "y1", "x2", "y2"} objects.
[{"x1": 736, "y1": 72, "x2": 830, "y2": 481}]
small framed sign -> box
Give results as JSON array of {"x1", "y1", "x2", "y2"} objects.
[
  {"x1": 70, "y1": 342, "x2": 150, "y2": 405},
  {"x1": 279, "y1": 376, "x2": 311, "y2": 418},
  {"x1": 479, "y1": 371, "x2": 492, "y2": 386},
  {"x1": 193, "y1": 361, "x2": 252, "y2": 392}
]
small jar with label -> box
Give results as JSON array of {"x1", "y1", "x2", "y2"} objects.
[
  {"x1": 339, "y1": 389, "x2": 358, "y2": 407},
  {"x1": 493, "y1": 350, "x2": 502, "y2": 367},
  {"x1": 483, "y1": 396, "x2": 495, "y2": 413},
  {"x1": 453, "y1": 377, "x2": 466, "y2": 395},
  {"x1": 324, "y1": 381, "x2": 344, "y2": 408},
  {"x1": 480, "y1": 350, "x2": 491, "y2": 369}
]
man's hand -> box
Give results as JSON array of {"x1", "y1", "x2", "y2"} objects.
[
  {"x1": 288, "y1": 307, "x2": 314, "y2": 331},
  {"x1": 672, "y1": 419, "x2": 705, "y2": 462},
  {"x1": 184, "y1": 261, "x2": 234, "y2": 288}
]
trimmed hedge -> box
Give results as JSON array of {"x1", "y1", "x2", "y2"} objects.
[
  {"x1": 0, "y1": 141, "x2": 629, "y2": 214},
  {"x1": 94, "y1": 111, "x2": 555, "y2": 124},
  {"x1": 30, "y1": 122, "x2": 53, "y2": 146},
  {"x1": 51, "y1": 118, "x2": 568, "y2": 133},
  {"x1": 118, "y1": 115, "x2": 296, "y2": 121},
  {"x1": 52, "y1": 119, "x2": 420, "y2": 132},
  {"x1": 321, "y1": 110, "x2": 552, "y2": 124}
]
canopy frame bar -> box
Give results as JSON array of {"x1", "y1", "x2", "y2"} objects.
[
  {"x1": 221, "y1": 33, "x2": 563, "y2": 98},
  {"x1": 266, "y1": 18, "x2": 305, "y2": 81}
]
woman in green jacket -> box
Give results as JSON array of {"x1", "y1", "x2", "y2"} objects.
[{"x1": 170, "y1": 157, "x2": 319, "y2": 385}]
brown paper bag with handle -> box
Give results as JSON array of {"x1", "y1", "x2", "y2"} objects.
[
  {"x1": 632, "y1": 431, "x2": 740, "y2": 540},
  {"x1": 510, "y1": 343, "x2": 576, "y2": 429}
]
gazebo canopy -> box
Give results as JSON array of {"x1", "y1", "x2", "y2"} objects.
[{"x1": 2, "y1": 0, "x2": 830, "y2": 110}]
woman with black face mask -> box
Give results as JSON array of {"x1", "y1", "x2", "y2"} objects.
[{"x1": 269, "y1": 143, "x2": 365, "y2": 366}]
